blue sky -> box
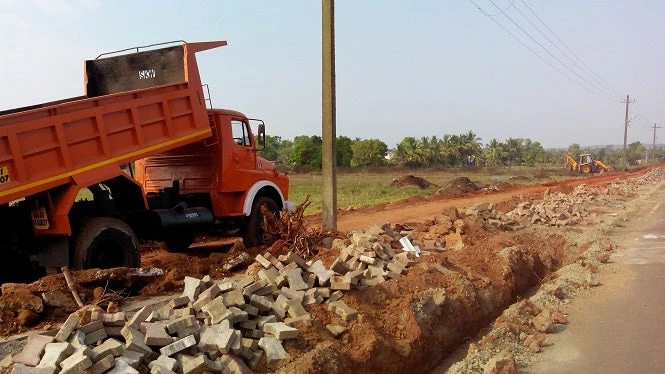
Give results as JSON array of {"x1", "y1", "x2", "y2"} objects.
[{"x1": 1, "y1": 0, "x2": 664, "y2": 149}]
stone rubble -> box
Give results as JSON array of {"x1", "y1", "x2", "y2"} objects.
[
  {"x1": 504, "y1": 179, "x2": 644, "y2": 227},
  {"x1": 465, "y1": 169, "x2": 665, "y2": 230},
  {"x1": 9, "y1": 225, "x2": 418, "y2": 373},
  {"x1": 465, "y1": 203, "x2": 522, "y2": 231}
]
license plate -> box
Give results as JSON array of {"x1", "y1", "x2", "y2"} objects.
[{"x1": 31, "y1": 208, "x2": 50, "y2": 230}]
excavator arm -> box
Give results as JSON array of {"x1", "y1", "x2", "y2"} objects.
[
  {"x1": 565, "y1": 153, "x2": 578, "y2": 171},
  {"x1": 594, "y1": 160, "x2": 612, "y2": 172}
]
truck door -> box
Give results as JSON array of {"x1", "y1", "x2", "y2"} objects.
[{"x1": 228, "y1": 119, "x2": 257, "y2": 189}]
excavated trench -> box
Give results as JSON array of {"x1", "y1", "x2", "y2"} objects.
[{"x1": 272, "y1": 224, "x2": 579, "y2": 374}]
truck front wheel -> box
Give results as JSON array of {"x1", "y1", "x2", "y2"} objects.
[
  {"x1": 243, "y1": 197, "x2": 278, "y2": 248},
  {"x1": 72, "y1": 217, "x2": 140, "y2": 269}
]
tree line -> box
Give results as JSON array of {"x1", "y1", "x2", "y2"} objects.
[{"x1": 259, "y1": 131, "x2": 660, "y2": 170}]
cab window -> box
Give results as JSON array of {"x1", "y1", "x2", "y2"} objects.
[{"x1": 231, "y1": 120, "x2": 251, "y2": 146}]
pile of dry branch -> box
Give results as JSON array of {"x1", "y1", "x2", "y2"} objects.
[{"x1": 263, "y1": 197, "x2": 318, "y2": 259}]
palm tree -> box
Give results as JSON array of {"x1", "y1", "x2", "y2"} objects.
[
  {"x1": 483, "y1": 139, "x2": 506, "y2": 167},
  {"x1": 441, "y1": 134, "x2": 459, "y2": 166},
  {"x1": 460, "y1": 130, "x2": 482, "y2": 157},
  {"x1": 504, "y1": 138, "x2": 523, "y2": 166},
  {"x1": 393, "y1": 137, "x2": 422, "y2": 167}
]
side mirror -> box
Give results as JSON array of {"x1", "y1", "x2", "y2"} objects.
[{"x1": 257, "y1": 123, "x2": 266, "y2": 150}]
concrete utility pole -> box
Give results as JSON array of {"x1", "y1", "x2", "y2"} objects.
[
  {"x1": 622, "y1": 95, "x2": 635, "y2": 179},
  {"x1": 321, "y1": 0, "x2": 337, "y2": 231},
  {"x1": 652, "y1": 123, "x2": 661, "y2": 164}
]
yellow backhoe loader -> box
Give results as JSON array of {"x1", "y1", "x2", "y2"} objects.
[{"x1": 565, "y1": 153, "x2": 612, "y2": 173}]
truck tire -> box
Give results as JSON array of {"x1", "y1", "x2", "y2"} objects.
[
  {"x1": 73, "y1": 217, "x2": 140, "y2": 269},
  {"x1": 243, "y1": 196, "x2": 279, "y2": 248},
  {"x1": 581, "y1": 165, "x2": 592, "y2": 173}
]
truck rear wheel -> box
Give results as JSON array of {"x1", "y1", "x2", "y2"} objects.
[
  {"x1": 243, "y1": 197, "x2": 279, "y2": 248},
  {"x1": 73, "y1": 217, "x2": 140, "y2": 269}
]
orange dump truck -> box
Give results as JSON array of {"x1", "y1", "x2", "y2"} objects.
[{"x1": 0, "y1": 41, "x2": 290, "y2": 282}]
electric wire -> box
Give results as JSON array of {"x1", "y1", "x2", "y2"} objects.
[
  {"x1": 468, "y1": 0, "x2": 620, "y2": 102},
  {"x1": 519, "y1": 0, "x2": 623, "y2": 97},
  {"x1": 511, "y1": 1, "x2": 624, "y2": 99},
  {"x1": 487, "y1": 0, "x2": 623, "y2": 101},
  {"x1": 482, "y1": 0, "x2": 514, "y2": 17},
  {"x1": 632, "y1": 101, "x2": 654, "y2": 132}
]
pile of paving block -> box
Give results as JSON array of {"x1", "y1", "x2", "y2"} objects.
[
  {"x1": 636, "y1": 167, "x2": 665, "y2": 184},
  {"x1": 394, "y1": 209, "x2": 467, "y2": 252},
  {"x1": 505, "y1": 189, "x2": 590, "y2": 227},
  {"x1": 571, "y1": 181, "x2": 637, "y2": 200},
  {"x1": 506, "y1": 179, "x2": 644, "y2": 227},
  {"x1": 9, "y1": 229, "x2": 417, "y2": 374},
  {"x1": 327, "y1": 228, "x2": 416, "y2": 289},
  {"x1": 464, "y1": 203, "x2": 522, "y2": 231},
  {"x1": 593, "y1": 181, "x2": 637, "y2": 198},
  {"x1": 461, "y1": 170, "x2": 665, "y2": 231}
]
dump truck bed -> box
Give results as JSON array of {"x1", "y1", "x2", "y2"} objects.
[{"x1": 0, "y1": 41, "x2": 225, "y2": 205}]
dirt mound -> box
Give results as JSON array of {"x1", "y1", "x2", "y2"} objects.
[
  {"x1": 0, "y1": 240, "x2": 258, "y2": 337},
  {"x1": 509, "y1": 175, "x2": 530, "y2": 181},
  {"x1": 435, "y1": 177, "x2": 479, "y2": 196},
  {"x1": 0, "y1": 267, "x2": 165, "y2": 336},
  {"x1": 390, "y1": 175, "x2": 436, "y2": 189}
]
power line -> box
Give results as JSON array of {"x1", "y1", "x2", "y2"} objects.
[
  {"x1": 519, "y1": 0, "x2": 622, "y2": 97},
  {"x1": 511, "y1": 1, "x2": 623, "y2": 98},
  {"x1": 487, "y1": 0, "x2": 623, "y2": 101},
  {"x1": 468, "y1": 0, "x2": 620, "y2": 102},
  {"x1": 480, "y1": 0, "x2": 514, "y2": 17}
]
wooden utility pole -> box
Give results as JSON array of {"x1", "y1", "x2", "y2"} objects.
[
  {"x1": 652, "y1": 123, "x2": 661, "y2": 164},
  {"x1": 622, "y1": 95, "x2": 634, "y2": 179},
  {"x1": 321, "y1": 0, "x2": 337, "y2": 231}
]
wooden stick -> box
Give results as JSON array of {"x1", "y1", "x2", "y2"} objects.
[{"x1": 61, "y1": 266, "x2": 84, "y2": 308}]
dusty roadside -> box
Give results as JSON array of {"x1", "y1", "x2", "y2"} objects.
[
  {"x1": 436, "y1": 176, "x2": 665, "y2": 373},
  {"x1": 0, "y1": 169, "x2": 661, "y2": 373},
  {"x1": 524, "y1": 181, "x2": 665, "y2": 373}
]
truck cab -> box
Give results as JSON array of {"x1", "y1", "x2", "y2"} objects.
[{"x1": 134, "y1": 109, "x2": 290, "y2": 249}]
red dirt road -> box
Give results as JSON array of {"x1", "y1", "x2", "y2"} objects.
[{"x1": 308, "y1": 170, "x2": 649, "y2": 233}]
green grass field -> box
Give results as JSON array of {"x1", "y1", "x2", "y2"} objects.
[
  {"x1": 74, "y1": 166, "x2": 568, "y2": 214},
  {"x1": 287, "y1": 167, "x2": 565, "y2": 214}
]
